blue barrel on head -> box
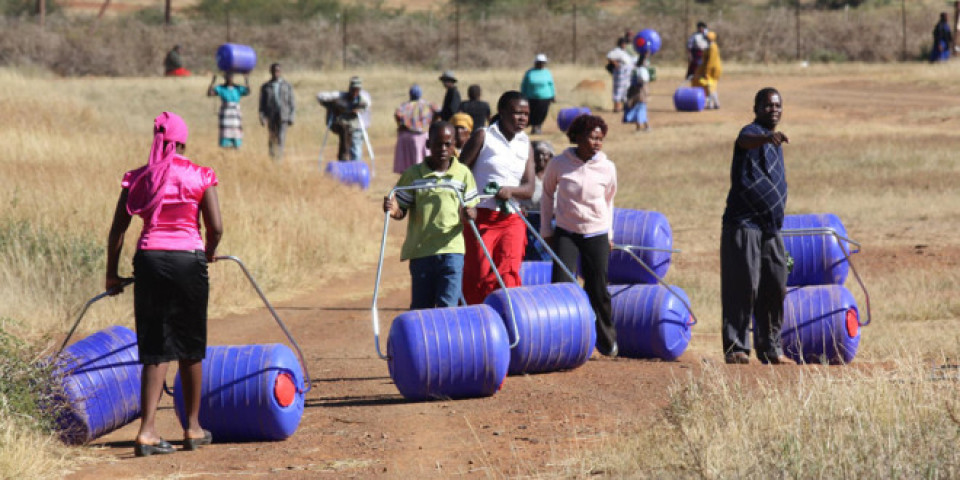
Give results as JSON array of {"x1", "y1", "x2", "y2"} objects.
[
  {"x1": 173, "y1": 344, "x2": 305, "y2": 442},
  {"x1": 673, "y1": 87, "x2": 705, "y2": 112},
  {"x1": 608, "y1": 284, "x2": 692, "y2": 361},
  {"x1": 782, "y1": 213, "x2": 852, "y2": 286},
  {"x1": 609, "y1": 208, "x2": 672, "y2": 284},
  {"x1": 519, "y1": 261, "x2": 553, "y2": 286},
  {"x1": 484, "y1": 283, "x2": 596, "y2": 375},
  {"x1": 216, "y1": 43, "x2": 257, "y2": 73},
  {"x1": 557, "y1": 107, "x2": 591, "y2": 132},
  {"x1": 633, "y1": 29, "x2": 662, "y2": 55},
  {"x1": 325, "y1": 161, "x2": 370, "y2": 190},
  {"x1": 51, "y1": 325, "x2": 141, "y2": 445},
  {"x1": 781, "y1": 285, "x2": 861, "y2": 365},
  {"x1": 387, "y1": 305, "x2": 510, "y2": 401}
]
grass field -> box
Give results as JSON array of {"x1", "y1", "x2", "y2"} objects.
[{"x1": 3, "y1": 60, "x2": 960, "y2": 477}]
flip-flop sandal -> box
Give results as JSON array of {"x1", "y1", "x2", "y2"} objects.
[
  {"x1": 134, "y1": 439, "x2": 175, "y2": 457},
  {"x1": 183, "y1": 430, "x2": 213, "y2": 451}
]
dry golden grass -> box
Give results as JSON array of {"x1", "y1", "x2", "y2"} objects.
[{"x1": 3, "y1": 60, "x2": 960, "y2": 476}]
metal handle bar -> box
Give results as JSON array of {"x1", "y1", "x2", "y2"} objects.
[
  {"x1": 357, "y1": 116, "x2": 376, "y2": 179},
  {"x1": 372, "y1": 184, "x2": 520, "y2": 361},
  {"x1": 513, "y1": 203, "x2": 578, "y2": 284},
  {"x1": 780, "y1": 227, "x2": 871, "y2": 326},
  {"x1": 611, "y1": 245, "x2": 700, "y2": 327},
  {"x1": 57, "y1": 279, "x2": 135, "y2": 356},
  {"x1": 617, "y1": 244, "x2": 682, "y2": 254},
  {"x1": 215, "y1": 255, "x2": 312, "y2": 393}
]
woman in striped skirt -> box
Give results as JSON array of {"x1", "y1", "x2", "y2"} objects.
[{"x1": 207, "y1": 72, "x2": 250, "y2": 148}]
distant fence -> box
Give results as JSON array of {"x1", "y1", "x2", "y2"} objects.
[{"x1": 0, "y1": 2, "x2": 948, "y2": 76}]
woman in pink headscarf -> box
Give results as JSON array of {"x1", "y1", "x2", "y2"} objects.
[{"x1": 105, "y1": 112, "x2": 223, "y2": 457}]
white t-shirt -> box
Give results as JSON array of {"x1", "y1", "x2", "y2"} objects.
[
  {"x1": 473, "y1": 123, "x2": 530, "y2": 211},
  {"x1": 687, "y1": 31, "x2": 709, "y2": 52}
]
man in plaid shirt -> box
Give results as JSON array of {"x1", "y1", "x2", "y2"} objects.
[{"x1": 720, "y1": 87, "x2": 791, "y2": 365}]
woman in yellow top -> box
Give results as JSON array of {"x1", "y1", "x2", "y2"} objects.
[{"x1": 692, "y1": 31, "x2": 723, "y2": 110}]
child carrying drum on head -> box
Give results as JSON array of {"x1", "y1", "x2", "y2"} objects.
[{"x1": 383, "y1": 122, "x2": 479, "y2": 310}]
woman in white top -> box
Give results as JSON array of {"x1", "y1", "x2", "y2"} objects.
[{"x1": 458, "y1": 91, "x2": 536, "y2": 304}]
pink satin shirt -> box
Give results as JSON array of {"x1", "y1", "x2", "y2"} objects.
[{"x1": 122, "y1": 156, "x2": 218, "y2": 251}]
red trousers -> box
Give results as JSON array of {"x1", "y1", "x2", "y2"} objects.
[{"x1": 462, "y1": 209, "x2": 528, "y2": 305}]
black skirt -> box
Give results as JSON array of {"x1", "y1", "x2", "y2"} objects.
[
  {"x1": 528, "y1": 98, "x2": 552, "y2": 128},
  {"x1": 133, "y1": 250, "x2": 209, "y2": 364}
]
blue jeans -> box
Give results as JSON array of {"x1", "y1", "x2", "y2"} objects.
[{"x1": 409, "y1": 254, "x2": 464, "y2": 310}]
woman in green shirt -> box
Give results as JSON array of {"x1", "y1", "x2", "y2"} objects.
[{"x1": 520, "y1": 54, "x2": 556, "y2": 135}]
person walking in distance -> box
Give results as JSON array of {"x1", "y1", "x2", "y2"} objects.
[
  {"x1": 259, "y1": 63, "x2": 296, "y2": 161},
  {"x1": 207, "y1": 72, "x2": 251, "y2": 149},
  {"x1": 105, "y1": 112, "x2": 222, "y2": 456},
  {"x1": 721, "y1": 88, "x2": 791, "y2": 365},
  {"x1": 438, "y1": 70, "x2": 462, "y2": 122}
]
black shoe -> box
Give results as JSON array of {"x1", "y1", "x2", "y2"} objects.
[
  {"x1": 183, "y1": 430, "x2": 213, "y2": 451},
  {"x1": 597, "y1": 342, "x2": 618, "y2": 358},
  {"x1": 134, "y1": 439, "x2": 175, "y2": 457},
  {"x1": 724, "y1": 352, "x2": 750, "y2": 364}
]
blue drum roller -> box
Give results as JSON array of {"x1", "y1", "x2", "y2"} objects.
[
  {"x1": 50, "y1": 325, "x2": 142, "y2": 445},
  {"x1": 608, "y1": 284, "x2": 693, "y2": 361},
  {"x1": 674, "y1": 87, "x2": 705, "y2": 112},
  {"x1": 608, "y1": 208, "x2": 673, "y2": 284},
  {"x1": 325, "y1": 160, "x2": 370, "y2": 190},
  {"x1": 484, "y1": 283, "x2": 596, "y2": 375},
  {"x1": 216, "y1": 43, "x2": 257, "y2": 73},
  {"x1": 557, "y1": 107, "x2": 591, "y2": 132},
  {"x1": 387, "y1": 305, "x2": 510, "y2": 401},
  {"x1": 519, "y1": 261, "x2": 552, "y2": 286},
  {"x1": 782, "y1": 285, "x2": 863, "y2": 365},
  {"x1": 172, "y1": 343, "x2": 306, "y2": 441},
  {"x1": 782, "y1": 213, "x2": 855, "y2": 286}
]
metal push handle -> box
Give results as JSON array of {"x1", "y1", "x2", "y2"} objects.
[
  {"x1": 611, "y1": 245, "x2": 700, "y2": 326},
  {"x1": 371, "y1": 185, "x2": 521, "y2": 361},
  {"x1": 357, "y1": 116, "x2": 376, "y2": 179},
  {"x1": 215, "y1": 255, "x2": 312, "y2": 393},
  {"x1": 56, "y1": 278, "x2": 135, "y2": 356},
  {"x1": 780, "y1": 227, "x2": 871, "y2": 326}
]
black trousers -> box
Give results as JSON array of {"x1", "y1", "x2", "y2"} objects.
[
  {"x1": 720, "y1": 225, "x2": 788, "y2": 361},
  {"x1": 528, "y1": 98, "x2": 551, "y2": 128},
  {"x1": 551, "y1": 227, "x2": 615, "y2": 352}
]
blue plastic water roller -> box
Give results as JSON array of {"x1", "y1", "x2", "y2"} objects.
[
  {"x1": 325, "y1": 160, "x2": 370, "y2": 190},
  {"x1": 172, "y1": 343, "x2": 305, "y2": 442},
  {"x1": 608, "y1": 208, "x2": 672, "y2": 284},
  {"x1": 633, "y1": 29, "x2": 662, "y2": 55},
  {"x1": 557, "y1": 107, "x2": 591, "y2": 132},
  {"x1": 782, "y1": 213, "x2": 852, "y2": 286},
  {"x1": 50, "y1": 325, "x2": 141, "y2": 445},
  {"x1": 608, "y1": 284, "x2": 692, "y2": 361},
  {"x1": 484, "y1": 283, "x2": 596, "y2": 375},
  {"x1": 387, "y1": 305, "x2": 510, "y2": 401},
  {"x1": 781, "y1": 285, "x2": 861, "y2": 365},
  {"x1": 519, "y1": 261, "x2": 552, "y2": 286},
  {"x1": 216, "y1": 43, "x2": 257, "y2": 73},
  {"x1": 673, "y1": 87, "x2": 705, "y2": 112}
]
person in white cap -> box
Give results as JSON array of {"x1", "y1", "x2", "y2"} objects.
[
  {"x1": 520, "y1": 53, "x2": 555, "y2": 135},
  {"x1": 438, "y1": 70, "x2": 461, "y2": 122},
  {"x1": 318, "y1": 76, "x2": 370, "y2": 161}
]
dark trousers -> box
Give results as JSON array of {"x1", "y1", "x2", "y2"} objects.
[
  {"x1": 267, "y1": 118, "x2": 288, "y2": 161},
  {"x1": 551, "y1": 227, "x2": 615, "y2": 353},
  {"x1": 720, "y1": 225, "x2": 788, "y2": 361}
]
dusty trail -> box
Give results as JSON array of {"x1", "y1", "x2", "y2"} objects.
[{"x1": 62, "y1": 72, "x2": 956, "y2": 479}]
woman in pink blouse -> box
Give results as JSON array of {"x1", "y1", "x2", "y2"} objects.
[
  {"x1": 540, "y1": 114, "x2": 618, "y2": 357},
  {"x1": 105, "y1": 112, "x2": 223, "y2": 456}
]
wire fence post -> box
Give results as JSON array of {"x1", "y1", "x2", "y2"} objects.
[
  {"x1": 900, "y1": 0, "x2": 907, "y2": 61},
  {"x1": 795, "y1": 0, "x2": 801, "y2": 60},
  {"x1": 36, "y1": 0, "x2": 45, "y2": 28},
  {"x1": 455, "y1": 1, "x2": 460, "y2": 68},
  {"x1": 572, "y1": 2, "x2": 577, "y2": 64},
  {"x1": 164, "y1": 0, "x2": 171, "y2": 27},
  {"x1": 342, "y1": 10, "x2": 347, "y2": 69}
]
